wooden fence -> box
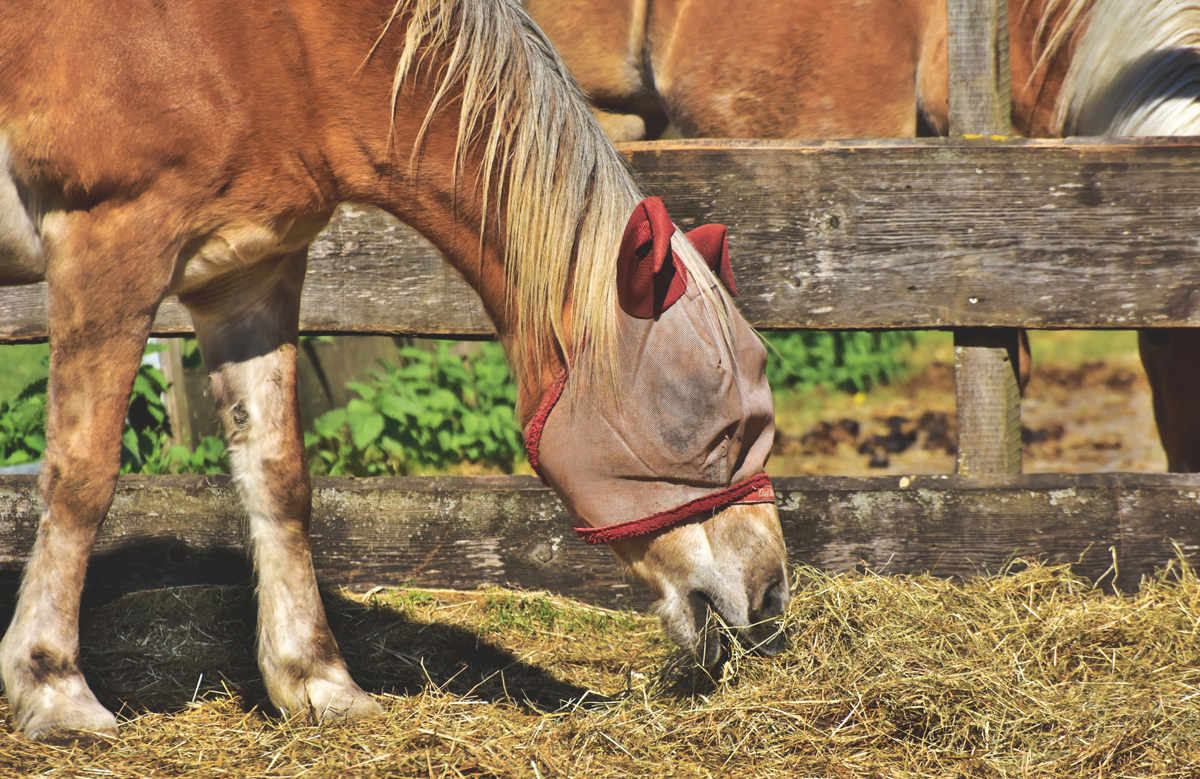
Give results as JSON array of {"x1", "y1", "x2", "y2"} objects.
[{"x1": 2, "y1": 0, "x2": 1199, "y2": 611}]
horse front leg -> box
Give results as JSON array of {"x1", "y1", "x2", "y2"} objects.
[
  {"x1": 183, "y1": 250, "x2": 380, "y2": 722},
  {"x1": 0, "y1": 204, "x2": 174, "y2": 741}
]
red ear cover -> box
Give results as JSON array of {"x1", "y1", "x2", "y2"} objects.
[
  {"x1": 616, "y1": 198, "x2": 738, "y2": 320},
  {"x1": 616, "y1": 197, "x2": 686, "y2": 319},
  {"x1": 683, "y1": 223, "x2": 737, "y2": 297}
]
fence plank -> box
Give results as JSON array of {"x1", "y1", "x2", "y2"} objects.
[
  {"x1": 4, "y1": 139, "x2": 1200, "y2": 342},
  {"x1": 2, "y1": 474, "x2": 1197, "y2": 618}
]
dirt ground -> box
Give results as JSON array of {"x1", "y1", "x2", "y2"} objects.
[{"x1": 768, "y1": 346, "x2": 1167, "y2": 477}]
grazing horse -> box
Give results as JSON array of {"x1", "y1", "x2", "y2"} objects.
[
  {"x1": 524, "y1": 0, "x2": 1200, "y2": 472},
  {"x1": 0, "y1": 0, "x2": 790, "y2": 742}
]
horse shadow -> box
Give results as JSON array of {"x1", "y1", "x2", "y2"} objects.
[
  {"x1": 61, "y1": 584, "x2": 603, "y2": 721},
  {"x1": 0, "y1": 537, "x2": 608, "y2": 719}
]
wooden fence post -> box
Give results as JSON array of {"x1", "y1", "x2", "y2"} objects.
[
  {"x1": 155, "y1": 338, "x2": 194, "y2": 449},
  {"x1": 947, "y1": 0, "x2": 1022, "y2": 475}
]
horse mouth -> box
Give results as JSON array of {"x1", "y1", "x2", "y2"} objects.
[{"x1": 685, "y1": 576, "x2": 791, "y2": 668}]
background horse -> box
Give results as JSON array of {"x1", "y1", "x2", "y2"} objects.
[
  {"x1": 519, "y1": 0, "x2": 1072, "y2": 141},
  {"x1": 0, "y1": 0, "x2": 789, "y2": 742},
  {"x1": 525, "y1": 0, "x2": 1200, "y2": 471}
]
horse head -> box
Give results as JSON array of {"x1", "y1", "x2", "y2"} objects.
[{"x1": 524, "y1": 197, "x2": 790, "y2": 666}]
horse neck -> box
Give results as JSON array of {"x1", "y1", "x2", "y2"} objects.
[
  {"x1": 296, "y1": 0, "x2": 638, "y2": 422},
  {"x1": 1009, "y1": 0, "x2": 1086, "y2": 137}
]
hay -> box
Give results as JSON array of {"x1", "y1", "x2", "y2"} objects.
[{"x1": 3, "y1": 558, "x2": 1199, "y2": 778}]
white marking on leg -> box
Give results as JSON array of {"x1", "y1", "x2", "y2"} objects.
[{"x1": 214, "y1": 347, "x2": 381, "y2": 721}]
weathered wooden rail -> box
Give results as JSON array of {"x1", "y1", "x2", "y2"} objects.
[
  {"x1": 2, "y1": 0, "x2": 1198, "y2": 612},
  {"x1": 7, "y1": 138, "x2": 1200, "y2": 340},
  {"x1": 2, "y1": 473, "x2": 1198, "y2": 617}
]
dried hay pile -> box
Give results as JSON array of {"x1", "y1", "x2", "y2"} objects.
[{"x1": 2, "y1": 558, "x2": 1198, "y2": 778}]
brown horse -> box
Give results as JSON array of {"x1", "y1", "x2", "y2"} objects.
[
  {"x1": 519, "y1": 0, "x2": 1078, "y2": 141},
  {"x1": 0, "y1": 0, "x2": 790, "y2": 742},
  {"x1": 526, "y1": 0, "x2": 1200, "y2": 471}
]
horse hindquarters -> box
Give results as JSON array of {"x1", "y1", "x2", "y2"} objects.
[
  {"x1": 181, "y1": 249, "x2": 380, "y2": 722},
  {"x1": 0, "y1": 198, "x2": 178, "y2": 741}
]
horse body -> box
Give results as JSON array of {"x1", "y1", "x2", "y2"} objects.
[
  {"x1": 525, "y1": 0, "x2": 950, "y2": 140},
  {"x1": 0, "y1": 0, "x2": 789, "y2": 741},
  {"x1": 523, "y1": 0, "x2": 1084, "y2": 141},
  {"x1": 527, "y1": 0, "x2": 1200, "y2": 472}
]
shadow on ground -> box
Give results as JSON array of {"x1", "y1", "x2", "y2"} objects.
[{"x1": 71, "y1": 586, "x2": 597, "y2": 720}]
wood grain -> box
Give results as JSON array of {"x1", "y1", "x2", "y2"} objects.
[
  {"x1": 954, "y1": 329, "x2": 1023, "y2": 474},
  {"x1": 2, "y1": 474, "x2": 1197, "y2": 613},
  {"x1": 5, "y1": 139, "x2": 1200, "y2": 341},
  {"x1": 947, "y1": 0, "x2": 1012, "y2": 136}
]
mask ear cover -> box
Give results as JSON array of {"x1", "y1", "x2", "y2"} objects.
[{"x1": 616, "y1": 197, "x2": 736, "y2": 320}]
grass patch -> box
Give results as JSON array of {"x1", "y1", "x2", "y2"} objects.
[
  {"x1": 771, "y1": 330, "x2": 954, "y2": 435},
  {"x1": 0, "y1": 343, "x2": 48, "y2": 405},
  {"x1": 3, "y1": 558, "x2": 1198, "y2": 777},
  {"x1": 1028, "y1": 330, "x2": 1141, "y2": 369}
]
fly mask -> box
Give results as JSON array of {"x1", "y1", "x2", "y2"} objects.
[{"x1": 524, "y1": 197, "x2": 776, "y2": 545}]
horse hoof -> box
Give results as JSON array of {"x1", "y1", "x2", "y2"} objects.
[
  {"x1": 27, "y1": 726, "x2": 118, "y2": 747},
  {"x1": 19, "y1": 699, "x2": 119, "y2": 744},
  {"x1": 305, "y1": 677, "x2": 383, "y2": 723},
  {"x1": 316, "y1": 691, "x2": 384, "y2": 723}
]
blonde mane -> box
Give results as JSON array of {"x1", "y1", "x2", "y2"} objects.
[
  {"x1": 378, "y1": 0, "x2": 733, "y2": 386},
  {"x1": 1042, "y1": 0, "x2": 1200, "y2": 136}
]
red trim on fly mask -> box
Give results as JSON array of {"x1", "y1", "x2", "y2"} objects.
[
  {"x1": 573, "y1": 472, "x2": 776, "y2": 545},
  {"x1": 616, "y1": 197, "x2": 738, "y2": 319},
  {"x1": 523, "y1": 366, "x2": 567, "y2": 485}
]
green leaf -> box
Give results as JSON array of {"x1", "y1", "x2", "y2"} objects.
[
  {"x1": 347, "y1": 406, "x2": 384, "y2": 450},
  {"x1": 314, "y1": 408, "x2": 348, "y2": 439},
  {"x1": 22, "y1": 433, "x2": 45, "y2": 453},
  {"x1": 346, "y1": 381, "x2": 377, "y2": 402},
  {"x1": 378, "y1": 394, "x2": 423, "y2": 422}
]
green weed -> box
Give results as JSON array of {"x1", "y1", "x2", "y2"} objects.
[
  {"x1": 305, "y1": 342, "x2": 523, "y2": 476},
  {"x1": 761, "y1": 330, "x2": 917, "y2": 393},
  {"x1": 0, "y1": 345, "x2": 228, "y2": 475},
  {"x1": 479, "y1": 588, "x2": 639, "y2": 637}
]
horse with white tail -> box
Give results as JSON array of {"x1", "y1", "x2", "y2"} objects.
[{"x1": 0, "y1": 0, "x2": 788, "y2": 742}]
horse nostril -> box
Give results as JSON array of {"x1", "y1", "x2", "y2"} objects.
[
  {"x1": 750, "y1": 578, "x2": 790, "y2": 657},
  {"x1": 757, "y1": 578, "x2": 788, "y2": 619}
]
